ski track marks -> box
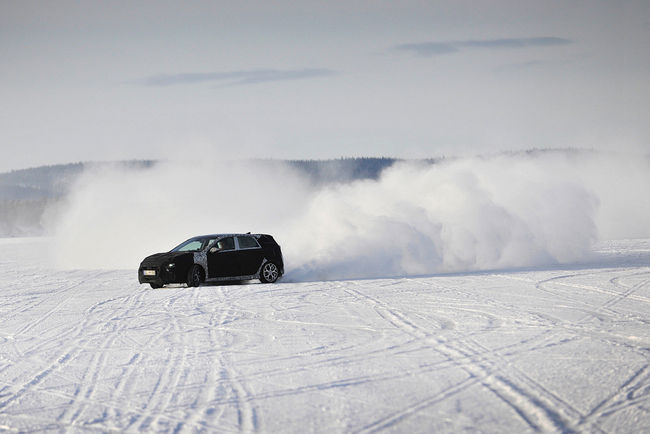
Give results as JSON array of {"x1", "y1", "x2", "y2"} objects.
[{"x1": 0, "y1": 238, "x2": 649, "y2": 432}]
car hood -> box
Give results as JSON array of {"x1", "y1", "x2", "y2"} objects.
[{"x1": 140, "y1": 251, "x2": 193, "y2": 267}]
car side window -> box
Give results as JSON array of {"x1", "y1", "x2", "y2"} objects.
[
  {"x1": 237, "y1": 236, "x2": 260, "y2": 249},
  {"x1": 177, "y1": 240, "x2": 203, "y2": 251},
  {"x1": 216, "y1": 237, "x2": 235, "y2": 251}
]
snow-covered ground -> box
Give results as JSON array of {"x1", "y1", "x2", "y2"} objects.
[{"x1": 1, "y1": 238, "x2": 649, "y2": 433}]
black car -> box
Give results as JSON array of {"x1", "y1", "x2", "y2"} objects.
[{"x1": 138, "y1": 233, "x2": 284, "y2": 288}]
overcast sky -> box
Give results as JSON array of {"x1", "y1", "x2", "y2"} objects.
[{"x1": 1, "y1": 0, "x2": 649, "y2": 171}]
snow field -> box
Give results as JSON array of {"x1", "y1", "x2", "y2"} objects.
[{"x1": 0, "y1": 238, "x2": 649, "y2": 432}]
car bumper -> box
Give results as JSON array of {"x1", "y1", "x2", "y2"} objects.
[
  {"x1": 139, "y1": 267, "x2": 165, "y2": 285},
  {"x1": 138, "y1": 268, "x2": 158, "y2": 284},
  {"x1": 138, "y1": 265, "x2": 184, "y2": 285}
]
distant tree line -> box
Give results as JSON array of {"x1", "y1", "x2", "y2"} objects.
[
  {"x1": 0, "y1": 158, "x2": 401, "y2": 202},
  {"x1": 0, "y1": 158, "x2": 404, "y2": 236},
  {"x1": 0, "y1": 150, "x2": 618, "y2": 237},
  {"x1": 287, "y1": 157, "x2": 398, "y2": 184}
]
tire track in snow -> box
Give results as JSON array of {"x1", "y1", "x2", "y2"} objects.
[
  {"x1": 409, "y1": 275, "x2": 561, "y2": 332},
  {"x1": 135, "y1": 289, "x2": 193, "y2": 432},
  {"x1": 536, "y1": 272, "x2": 650, "y2": 353},
  {"x1": 1, "y1": 272, "x2": 115, "y2": 363},
  {"x1": 8, "y1": 282, "x2": 179, "y2": 430},
  {"x1": 495, "y1": 270, "x2": 650, "y2": 431},
  {"x1": 203, "y1": 280, "x2": 489, "y2": 431},
  {"x1": 133, "y1": 285, "x2": 262, "y2": 433},
  {"x1": 104, "y1": 351, "x2": 142, "y2": 428},
  {"x1": 207, "y1": 361, "x2": 474, "y2": 411},
  {"x1": 228, "y1": 282, "x2": 389, "y2": 375},
  {"x1": 0, "y1": 346, "x2": 84, "y2": 412},
  {"x1": 221, "y1": 281, "x2": 443, "y2": 389},
  {"x1": 119, "y1": 291, "x2": 194, "y2": 432},
  {"x1": 179, "y1": 285, "x2": 261, "y2": 432},
  {"x1": 578, "y1": 363, "x2": 650, "y2": 429},
  {"x1": 443, "y1": 270, "x2": 647, "y2": 432},
  {"x1": 57, "y1": 288, "x2": 149, "y2": 428},
  {"x1": 188, "y1": 283, "x2": 461, "y2": 431},
  {"x1": 165, "y1": 285, "x2": 206, "y2": 434},
  {"x1": 459, "y1": 337, "x2": 603, "y2": 433},
  {"x1": 540, "y1": 271, "x2": 650, "y2": 306},
  {"x1": 602, "y1": 274, "x2": 650, "y2": 312},
  {"x1": 215, "y1": 281, "x2": 509, "y2": 416},
  {"x1": 0, "y1": 272, "x2": 128, "y2": 414},
  {"x1": 343, "y1": 283, "x2": 583, "y2": 433},
  {"x1": 216, "y1": 288, "x2": 261, "y2": 433},
  {"x1": 533, "y1": 270, "x2": 650, "y2": 319},
  {"x1": 180, "y1": 287, "x2": 232, "y2": 431},
  {"x1": 356, "y1": 376, "x2": 480, "y2": 434},
  {"x1": 10, "y1": 271, "x2": 116, "y2": 339}
]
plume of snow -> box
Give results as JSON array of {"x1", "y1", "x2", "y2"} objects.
[{"x1": 49, "y1": 151, "x2": 649, "y2": 281}]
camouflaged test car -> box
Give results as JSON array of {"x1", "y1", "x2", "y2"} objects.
[{"x1": 138, "y1": 233, "x2": 284, "y2": 288}]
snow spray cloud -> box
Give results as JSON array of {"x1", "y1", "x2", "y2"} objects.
[
  {"x1": 49, "y1": 151, "x2": 650, "y2": 280},
  {"x1": 49, "y1": 159, "x2": 313, "y2": 270}
]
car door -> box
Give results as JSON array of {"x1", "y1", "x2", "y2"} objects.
[
  {"x1": 236, "y1": 236, "x2": 265, "y2": 276},
  {"x1": 207, "y1": 237, "x2": 241, "y2": 278}
]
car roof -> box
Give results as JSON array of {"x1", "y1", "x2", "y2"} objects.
[{"x1": 190, "y1": 233, "x2": 266, "y2": 239}]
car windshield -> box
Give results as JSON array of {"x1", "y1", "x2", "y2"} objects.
[{"x1": 171, "y1": 237, "x2": 215, "y2": 252}]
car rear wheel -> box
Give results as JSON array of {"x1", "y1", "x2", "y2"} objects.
[
  {"x1": 187, "y1": 264, "x2": 204, "y2": 287},
  {"x1": 260, "y1": 262, "x2": 280, "y2": 283}
]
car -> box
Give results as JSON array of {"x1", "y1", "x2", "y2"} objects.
[{"x1": 138, "y1": 233, "x2": 284, "y2": 289}]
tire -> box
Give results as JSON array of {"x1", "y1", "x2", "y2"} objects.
[
  {"x1": 150, "y1": 283, "x2": 163, "y2": 289},
  {"x1": 259, "y1": 262, "x2": 280, "y2": 283},
  {"x1": 187, "y1": 264, "x2": 204, "y2": 287}
]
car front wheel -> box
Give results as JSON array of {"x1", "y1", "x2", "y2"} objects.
[
  {"x1": 187, "y1": 264, "x2": 204, "y2": 287},
  {"x1": 260, "y1": 262, "x2": 280, "y2": 283}
]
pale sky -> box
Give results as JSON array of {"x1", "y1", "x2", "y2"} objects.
[{"x1": 1, "y1": 0, "x2": 649, "y2": 172}]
